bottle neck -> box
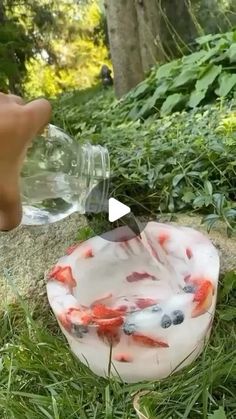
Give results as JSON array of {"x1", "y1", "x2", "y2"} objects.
[{"x1": 78, "y1": 142, "x2": 110, "y2": 214}]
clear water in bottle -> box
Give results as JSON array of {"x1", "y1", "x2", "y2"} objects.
[{"x1": 21, "y1": 125, "x2": 110, "y2": 225}]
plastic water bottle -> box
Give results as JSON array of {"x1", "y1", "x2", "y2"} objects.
[{"x1": 21, "y1": 125, "x2": 110, "y2": 225}]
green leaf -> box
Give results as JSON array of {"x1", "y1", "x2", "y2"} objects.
[
  {"x1": 182, "y1": 50, "x2": 206, "y2": 65},
  {"x1": 227, "y1": 43, "x2": 236, "y2": 63},
  {"x1": 203, "y1": 214, "x2": 220, "y2": 231},
  {"x1": 137, "y1": 81, "x2": 170, "y2": 116},
  {"x1": 182, "y1": 191, "x2": 195, "y2": 203},
  {"x1": 198, "y1": 46, "x2": 220, "y2": 65},
  {"x1": 152, "y1": 81, "x2": 170, "y2": 100},
  {"x1": 160, "y1": 93, "x2": 185, "y2": 114},
  {"x1": 156, "y1": 60, "x2": 180, "y2": 79},
  {"x1": 196, "y1": 33, "x2": 222, "y2": 45},
  {"x1": 196, "y1": 65, "x2": 222, "y2": 91},
  {"x1": 213, "y1": 193, "x2": 226, "y2": 214},
  {"x1": 172, "y1": 68, "x2": 198, "y2": 88},
  {"x1": 193, "y1": 195, "x2": 207, "y2": 208},
  {"x1": 136, "y1": 99, "x2": 155, "y2": 119},
  {"x1": 220, "y1": 271, "x2": 236, "y2": 299},
  {"x1": 216, "y1": 73, "x2": 236, "y2": 97},
  {"x1": 172, "y1": 173, "x2": 185, "y2": 187},
  {"x1": 188, "y1": 89, "x2": 207, "y2": 108},
  {"x1": 131, "y1": 82, "x2": 149, "y2": 99},
  {"x1": 208, "y1": 407, "x2": 227, "y2": 419},
  {"x1": 204, "y1": 180, "x2": 213, "y2": 196},
  {"x1": 128, "y1": 103, "x2": 141, "y2": 120}
]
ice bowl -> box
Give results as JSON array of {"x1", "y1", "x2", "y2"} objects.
[{"x1": 46, "y1": 222, "x2": 220, "y2": 383}]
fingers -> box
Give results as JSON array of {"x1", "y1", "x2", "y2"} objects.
[
  {"x1": 0, "y1": 182, "x2": 22, "y2": 231},
  {"x1": 8, "y1": 94, "x2": 25, "y2": 105},
  {"x1": 24, "y1": 98, "x2": 52, "y2": 137},
  {"x1": 0, "y1": 92, "x2": 24, "y2": 105}
]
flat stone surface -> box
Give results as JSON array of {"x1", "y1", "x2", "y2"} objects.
[
  {"x1": 0, "y1": 213, "x2": 235, "y2": 307},
  {"x1": 0, "y1": 214, "x2": 87, "y2": 305},
  {"x1": 171, "y1": 214, "x2": 236, "y2": 275}
]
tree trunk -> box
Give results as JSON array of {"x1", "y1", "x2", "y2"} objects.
[
  {"x1": 104, "y1": 0, "x2": 144, "y2": 98},
  {"x1": 135, "y1": 0, "x2": 165, "y2": 73},
  {"x1": 159, "y1": 0, "x2": 198, "y2": 58},
  {"x1": 0, "y1": 1, "x2": 5, "y2": 24}
]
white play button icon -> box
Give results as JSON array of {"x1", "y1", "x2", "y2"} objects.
[{"x1": 108, "y1": 198, "x2": 131, "y2": 222}]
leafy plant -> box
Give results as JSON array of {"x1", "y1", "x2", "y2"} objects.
[
  {"x1": 53, "y1": 91, "x2": 236, "y2": 234},
  {"x1": 120, "y1": 30, "x2": 236, "y2": 120}
]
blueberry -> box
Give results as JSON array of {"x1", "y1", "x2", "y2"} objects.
[
  {"x1": 172, "y1": 310, "x2": 184, "y2": 325},
  {"x1": 72, "y1": 324, "x2": 88, "y2": 338},
  {"x1": 123, "y1": 323, "x2": 136, "y2": 335},
  {"x1": 151, "y1": 305, "x2": 162, "y2": 313},
  {"x1": 183, "y1": 285, "x2": 195, "y2": 293},
  {"x1": 161, "y1": 314, "x2": 172, "y2": 329}
]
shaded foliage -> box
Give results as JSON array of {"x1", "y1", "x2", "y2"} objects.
[
  {"x1": 52, "y1": 83, "x2": 236, "y2": 234},
  {"x1": 119, "y1": 31, "x2": 236, "y2": 120}
]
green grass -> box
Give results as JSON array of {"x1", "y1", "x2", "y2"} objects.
[{"x1": 0, "y1": 271, "x2": 235, "y2": 418}]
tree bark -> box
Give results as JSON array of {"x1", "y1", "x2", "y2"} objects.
[
  {"x1": 135, "y1": 0, "x2": 165, "y2": 73},
  {"x1": 0, "y1": 1, "x2": 5, "y2": 24},
  {"x1": 104, "y1": 0, "x2": 144, "y2": 98},
  {"x1": 159, "y1": 0, "x2": 197, "y2": 58}
]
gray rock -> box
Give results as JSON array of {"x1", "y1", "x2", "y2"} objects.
[{"x1": 0, "y1": 214, "x2": 87, "y2": 305}]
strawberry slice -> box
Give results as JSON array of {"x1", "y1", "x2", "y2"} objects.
[
  {"x1": 92, "y1": 304, "x2": 124, "y2": 319},
  {"x1": 188, "y1": 278, "x2": 214, "y2": 317},
  {"x1": 68, "y1": 308, "x2": 93, "y2": 326},
  {"x1": 50, "y1": 266, "x2": 76, "y2": 288},
  {"x1": 48, "y1": 265, "x2": 60, "y2": 279},
  {"x1": 57, "y1": 313, "x2": 72, "y2": 332},
  {"x1": 135, "y1": 298, "x2": 157, "y2": 309},
  {"x1": 157, "y1": 232, "x2": 169, "y2": 247},
  {"x1": 66, "y1": 243, "x2": 81, "y2": 255},
  {"x1": 97, "y1": 325, "x2": 121, "y2": 346},
  {"x1": 82, "y1": 247, "x2": 94, "y2": 258},
  {"x1": 132, "y1": 333, "x2": 169, "y2": 348},
  {"x1": 94, "y1": 317, "x2": 124, "y2": 327},
  {"x1": 193, "y1": 280, "x2": 213, "y2": 303},
  {"x1": 126, "y1": 271, "x2": 156, "y2": 282},
  {"x1": 186, "y1": 248, "x2": 193, "y2": 259},
  {"x1": 113, "y1": 353, "x2": 133, "y2": 363}
]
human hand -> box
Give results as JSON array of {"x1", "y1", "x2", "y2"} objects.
[{"x1": 0, "y1": 93, "x2": 51, "y2": 231}]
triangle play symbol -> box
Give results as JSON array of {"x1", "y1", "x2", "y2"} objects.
[{"x1": 108, "y1": 198, "x2": 131, "y2": 222}]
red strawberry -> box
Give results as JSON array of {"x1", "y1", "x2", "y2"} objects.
[
  {"x1": 97, "y1": 325, "x2": 121, "y2": 346},
  {"x1": 126, "y1": 271, "x2": 156, "y2": 282},
  {"x1": 57, "y1": 313, "x2": 72, "y2": 332},
  {"x1": 82, "y1": 247, "x2": 94, "y2": 258},
  {"x1": 48, "y1": 265, "x2": 60, "y2": 279},
  {"x1": 193, "y1": 280, "x2": 213, "y2": 303},
  {"x1": 66, "y1": 243, "x2": 81, "y2": 255},
  {"x1": 92, "y1": 304, "x2": 124, "y2": 319},
  {"x1": 157, "y1": 232, "x2": 169, "y2": 247},
  {"x1": 132, "y1": 333, "x2": 169, "y2": 348},
  {"x1": 188, "y1": 278, "x2": 214, "y2": 318},
  {"x1": 94, "y1": 317, "x2": 124, "y2": 327},
  {"x1": 49, "y1": 266, "x2": 76, "y2": 288},
  {"x1": 68, "y1": 308, "x2": 93, "y2": 326},
  {"x1": 186, "y1": 248, "x2": 193, "y2": 259},
  {"x1": 135, "y1": 298, "x2": 157, "y2": 309},
  {"x1": 113, "y1": 353, "x2": 133, "y2": 363},
  {"x1": 115, "y1": 305, "x2": 128, "y2": 313}
]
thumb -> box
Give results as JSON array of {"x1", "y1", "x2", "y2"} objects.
[{"x1": 23, "y1": 98, "x2": 52, "y2": 137}]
